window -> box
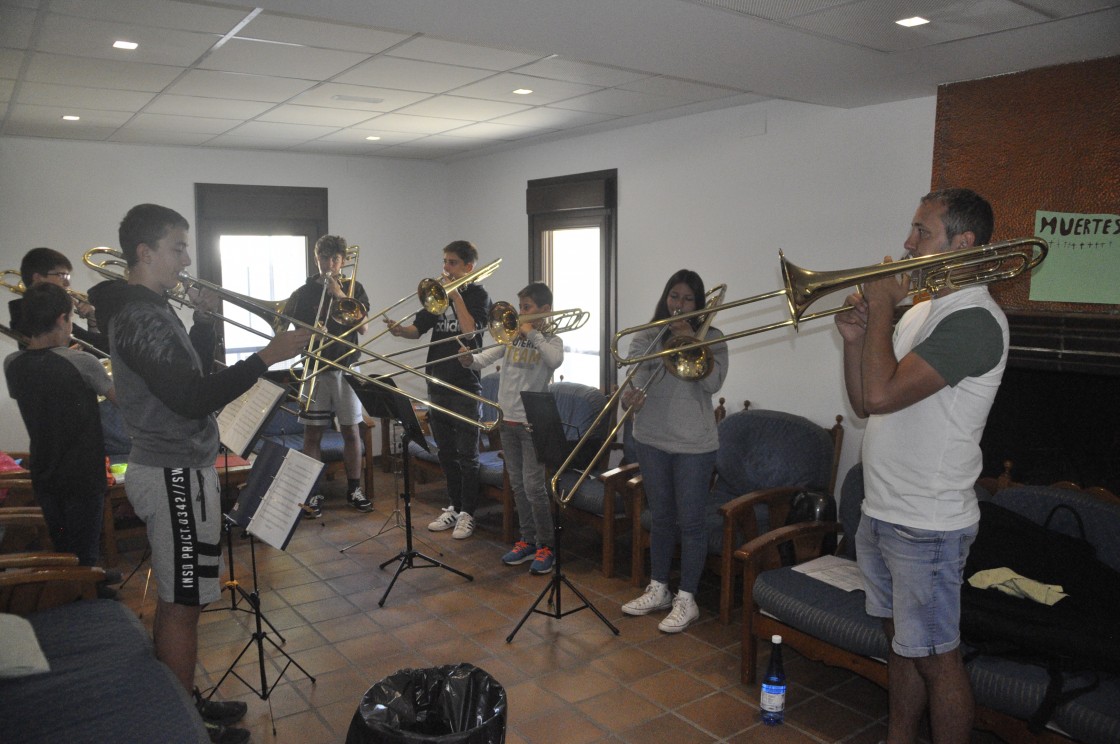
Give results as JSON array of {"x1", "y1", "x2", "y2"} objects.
[
  {"x1": 528, "y1": 171, "x2": 617, "y2": 391},
  {"x1": 194, "y1": 185, "x2": 327, "y2": 368}
]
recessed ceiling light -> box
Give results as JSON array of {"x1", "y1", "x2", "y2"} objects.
[
  {"x1": 113, "y1": 40, "x2": 138, "y2": 50},
  {"x1": 365, "y1": 136, "x2": 381, "y2": 141},
  {"x1": 62, "y1": 115, "x2": 80, "y2": 121},
  {"x1": 895, "y1": 16, "x2": 930, "y2": 27},
  {"x1": 512, "y1": 88, "x2": 533, "y2": 95}
]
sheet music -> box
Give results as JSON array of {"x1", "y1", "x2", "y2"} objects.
[
  {"x1": 792, "y1": 554, "x2": 865, "y2": 593},
  {"x1": 218, "y1": 378, "x2": 287, "y2": 458},
  {"x1": 246, "y1": 449, "x2": 323, "y2": 550}
]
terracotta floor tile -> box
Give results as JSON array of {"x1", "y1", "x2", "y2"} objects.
[
  {"x1": 577, "y1": 687, "x2": 664, "y2": 732},
  {"x1": 628, "y1": 668, "x2": 716, "y2": 710},
  {"x1": 618, "y1": 712, "x2": 718, "y2": 744},
  {"x1": 677, "y1": 689, "x2": 761, "y2": 739},
  {"x1": 517, "y1": 706, "x2": 608, "y2": 744}
]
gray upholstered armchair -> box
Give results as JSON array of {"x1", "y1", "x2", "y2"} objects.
[{"x1": 630, "y1": 407, "x2": 843, "y2": 623}]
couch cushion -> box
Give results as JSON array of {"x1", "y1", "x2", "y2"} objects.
[
  {"x1": 479, "y1": 450, "x2": 504, "y2": 488},
  {"x1": 561, "y1": 470, "x2": 626, "y2": 518},
  {"x1": 0, "y1": 599, "x2": 209, "y2": 744},
  {"x1": 713, "y1": 409, "x2": 834, "y2": 496}
]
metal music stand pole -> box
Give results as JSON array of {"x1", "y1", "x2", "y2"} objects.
[
  {"x1": 206, "y1": 518, "x2": 317, "y2": 735},
  {"x1": 506, "y1": 392, "x2": 619, "y2": 642},
  {"x1": 377, "y1": 425, "x2": 473, "y2": 606},
  {"x1": 342, "y1": 375, "x2": 474, "y2": 605}
]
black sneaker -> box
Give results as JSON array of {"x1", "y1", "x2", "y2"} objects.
[
  {"x1": 302, "y1": 493, "x2": 324, "y2": 519},
  {"x1": 347, "y1": 487, "x2": 373, "y2": 512},
  {"x1": 205, "y1": 721, "x2": 250, "y2": 744},
  {"x1": 195, "y1": 689, "x2": 248, "y2": 726}
]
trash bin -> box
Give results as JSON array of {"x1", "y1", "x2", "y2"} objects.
[{"x1": 346, "y1": 663, "x2": 507, "y2": 744}]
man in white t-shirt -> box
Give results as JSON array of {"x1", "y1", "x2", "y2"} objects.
[{"x1": 835, "y1": 188, "x2": 1009, "y2": 744}]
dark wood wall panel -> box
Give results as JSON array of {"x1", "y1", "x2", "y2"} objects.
[{"x1": 932, "y1": 55, "x2": 1120, "y2": 314}]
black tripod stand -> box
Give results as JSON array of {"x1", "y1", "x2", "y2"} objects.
[
  {"x1": 506, "y1": 390, "x2": 619, "y2": 642},
  {"x1": 207, "y1": 518, "x2": 317, "y2": 732},
  {"x1": 345, "y1": 376, "x2": 473, "y2": 607}
]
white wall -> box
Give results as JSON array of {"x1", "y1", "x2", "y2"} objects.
[
  {"x1": 0, "y1": 94, "x2": 938, "y2": 491},
  {"x1": 447, "y1": 96, "x2": 937, "y2": 490}
]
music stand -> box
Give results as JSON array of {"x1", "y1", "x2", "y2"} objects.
[
  {"x1": 506, "y1": 391, "x2": 620, "y2": 642},
  {"x1": 207, "y1": 442, "x2": 319, "y2": 734},
  {"x1": 346, "y1": 376, "x2": 473, "y2": 607}
]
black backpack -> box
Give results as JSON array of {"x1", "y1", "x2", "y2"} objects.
[{"x1": 960, "y1": 500, "x2": 1120, "y2": 731}]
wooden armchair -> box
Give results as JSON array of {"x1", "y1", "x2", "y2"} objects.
[
  {"x1": 630, "y1": 407, "x2": 844, "y2": 624},
  {"x1": 0, "y1": 508, "x2": 103, "y2": 614}
]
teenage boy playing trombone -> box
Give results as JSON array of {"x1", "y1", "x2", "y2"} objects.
[
  {"x1": 8, "y1": 246, "x2": 107, "y2": 352},
  {"x1": 385, "y1": 240, "x2": 492, "y2": 539},
  {"x1": 461, "y1": 281, "x2": 563, "y2": 573},
  {"x1": 95, "y1": 203, "x2": 310, "y2": 744},
  {"x1": 282, "y1": 235, "x2": 371, "y2": 518}
]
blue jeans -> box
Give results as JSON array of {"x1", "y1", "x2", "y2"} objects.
[
  {"x1": 501, "y1": 422, "x2": 553, "y2": 546},
  {"x1": 856, "y1": 514, "x2": 978, "y2": 657},
  {"x1": 428, "y1": 391, "x2": 481, "y2": 515},
  {"x1": 635, "y1": 441, "x2": 717, "y2": 595}
]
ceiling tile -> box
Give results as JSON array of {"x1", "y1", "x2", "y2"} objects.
[
  {"x1": 334, "y1": 56, "x2": 495, "y2": 94},
  {"x1": 490, "y1": 106, "x2": 617, "y2": 129},
  {"x1": 256, "y1": 104, "x2": 377, "y2": 127},
  {"x1": 438, "y1": 121, "x2": 541, "y2": 140},
  {"x1": 0, "y1": 6, "x2": 36, "y2": 48},
  {"x1": 316, "y1": 128, "x2": 425, "y2": 145},
  {"x1": 47, "y1": 0, "x2": 250, "y2": 34},
  {"x1": 142, "y1": 94, "x2": 275, "y2": 119},
  {"x1": 201, "y1": 133, "x2": 302, "y2": 150},
  {"x1": 7, "y1": 102, "x2": 133, "y2": 127},
  {"x1": 35, "y1": 13, "x2": 219, "y2": 66},
  {"x1": 199, "y1": 37, "x2": 372, "y2": 80},
  {"x1": 224, "y1": 119, "x2": 340, "y2": 140},
  {"x1": 120, "y1": 111, "x2": 239, "y2": 134},
  {"x1": 0, "y1": 78, "x2": 14, "y2": 104},
  {"x1": 549, "y1": 88, "x2": 684, "y2": 116},
  {"x1": 396, "y1": 95, "x2": 530, "y2": 120},
  {"x1": 16, "y1": 81, "x2": 155, "y2": 110},
  {"x1": 787, "y1": 0, "x2": 1050, "y2": 53},
  {"x1": 287, "y1": 82, "x2": 430, "y2": 112},
  {"x1": 0, "y1": 49, "x2": 26, "y2": 78},
  {"x1": 385, "y1": 36, "x2": 543, "y2": 70},
  {"x1": 24, "y1": 52, "x2": 184, "y2": 91},
  {"x1": 240, "y1": 12, "x2": 412, "y2": 53},
  {"x1": 165, "y1": 69, "x2": 315, "y2": 102},
  {"x1": 284, "y1": 139, "x2": 389, "y2": 155},
  {"x1": 515, "y1": 57, "x2": 649, "y2": 87},
  {"x1": 4, "y1": 120, "x2": 118, "y2": 140},
  {"x1": 108, "y1": 128, "x2": 215, "y2": 145},
  {"x1": 450, "y1": 72, "x2": 600, "y2": 105},
  {"x1": 353, "y1": 112, "x2": 471, "y2": 134},
  {"x1": 618, "y1": 76, "x2": 747, "y2": 102}
]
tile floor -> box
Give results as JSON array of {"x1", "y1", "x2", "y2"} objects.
[{"x1": 113, "y1": 467, "x2": 947, "y2": 744}]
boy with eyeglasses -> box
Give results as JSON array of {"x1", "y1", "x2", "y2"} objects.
[{"x1": 8, "y1": 247, "x2": 106, "y2": 352}]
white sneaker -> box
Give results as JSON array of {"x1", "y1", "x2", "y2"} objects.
[
  {"x1": 621, "y1": 581, "x2": 673, "y2": 616},
  {"x1": 428, "y1": 506, "x2": 459, "y2": 531},
  {"x1": 452, "y1": 511, "x2": 475, "y2": 539},
  {"x1": 658, "y1": 592, "x2": 699, "y2": 633}
]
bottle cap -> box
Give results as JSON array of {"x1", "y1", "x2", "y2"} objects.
[{"x1": 772, "y1": 634, "x2": 782, "y2": 644}]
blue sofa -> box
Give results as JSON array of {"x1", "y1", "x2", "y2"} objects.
[
  {"x1": 0, "y1": 598, "x2": 209, "y2": 743},
  {"x1": 739, "y1": 465, "x2": 1120, "y2": 744}
]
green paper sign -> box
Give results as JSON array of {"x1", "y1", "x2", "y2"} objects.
[{"x1": 1030, "y1": 211, "x2": 1120, "y2": 305}]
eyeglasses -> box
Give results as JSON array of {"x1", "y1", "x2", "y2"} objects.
[{"x1": 46, "y1": 271, "x2": 71, "y2": 281}]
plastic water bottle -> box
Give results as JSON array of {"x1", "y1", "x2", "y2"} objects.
[{"x1": 760, "y1": 634, "x2": 786, "y2": 725}]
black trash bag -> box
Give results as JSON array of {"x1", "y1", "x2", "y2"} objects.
[{"x1": 346, "y1": 663, "x2": 507, "y2": 744}]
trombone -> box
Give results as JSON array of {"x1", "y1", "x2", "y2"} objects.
[
  {"x1": 292, "y1": 245, "x2": 366, "y2": 410},
  {"x1": 358, "y1": 303, "x2": 590, "y2": 382},
  {"x1": 362, "y1": 258, "x2": 503, "y2": 346},
  {"x1": 82, "y1": 246, "x2": 501, "y2": 432},
  {"x1": 0, "y1": 269, "x2": 109, "y2": 359},
  {"x1": 612, "y1": 237, "x2": 1049, "y2": 369},
  {"x1": 549, "y1": 289, "x2": 726, "y2": 507}
]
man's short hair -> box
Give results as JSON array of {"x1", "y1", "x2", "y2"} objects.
[
  {"x1": 119, "y1": 204, "x2": 189, "y2": 267},
  {"x1": 20, "y1": 247, "x2": 71, "y2": 286},
  {"x1": 20, "y1": 283, "x2": 71, "y2": 337},
  {"x1": 922, "y1": 188, "x2": 994, "y2": 247},
  {"x1": 315, "y1": 235, "x2": 348, "y2": 258},
  {"x1": 443, "y1": 240, "x2": 478, "y2": 265},
  {"x1": 518, "y1": 281, "x2": 552, "y2": 308}
]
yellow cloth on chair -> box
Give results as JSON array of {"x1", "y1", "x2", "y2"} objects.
[{"x1": 968, "y1": 567, "x2": 1067, "y2": 605}]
